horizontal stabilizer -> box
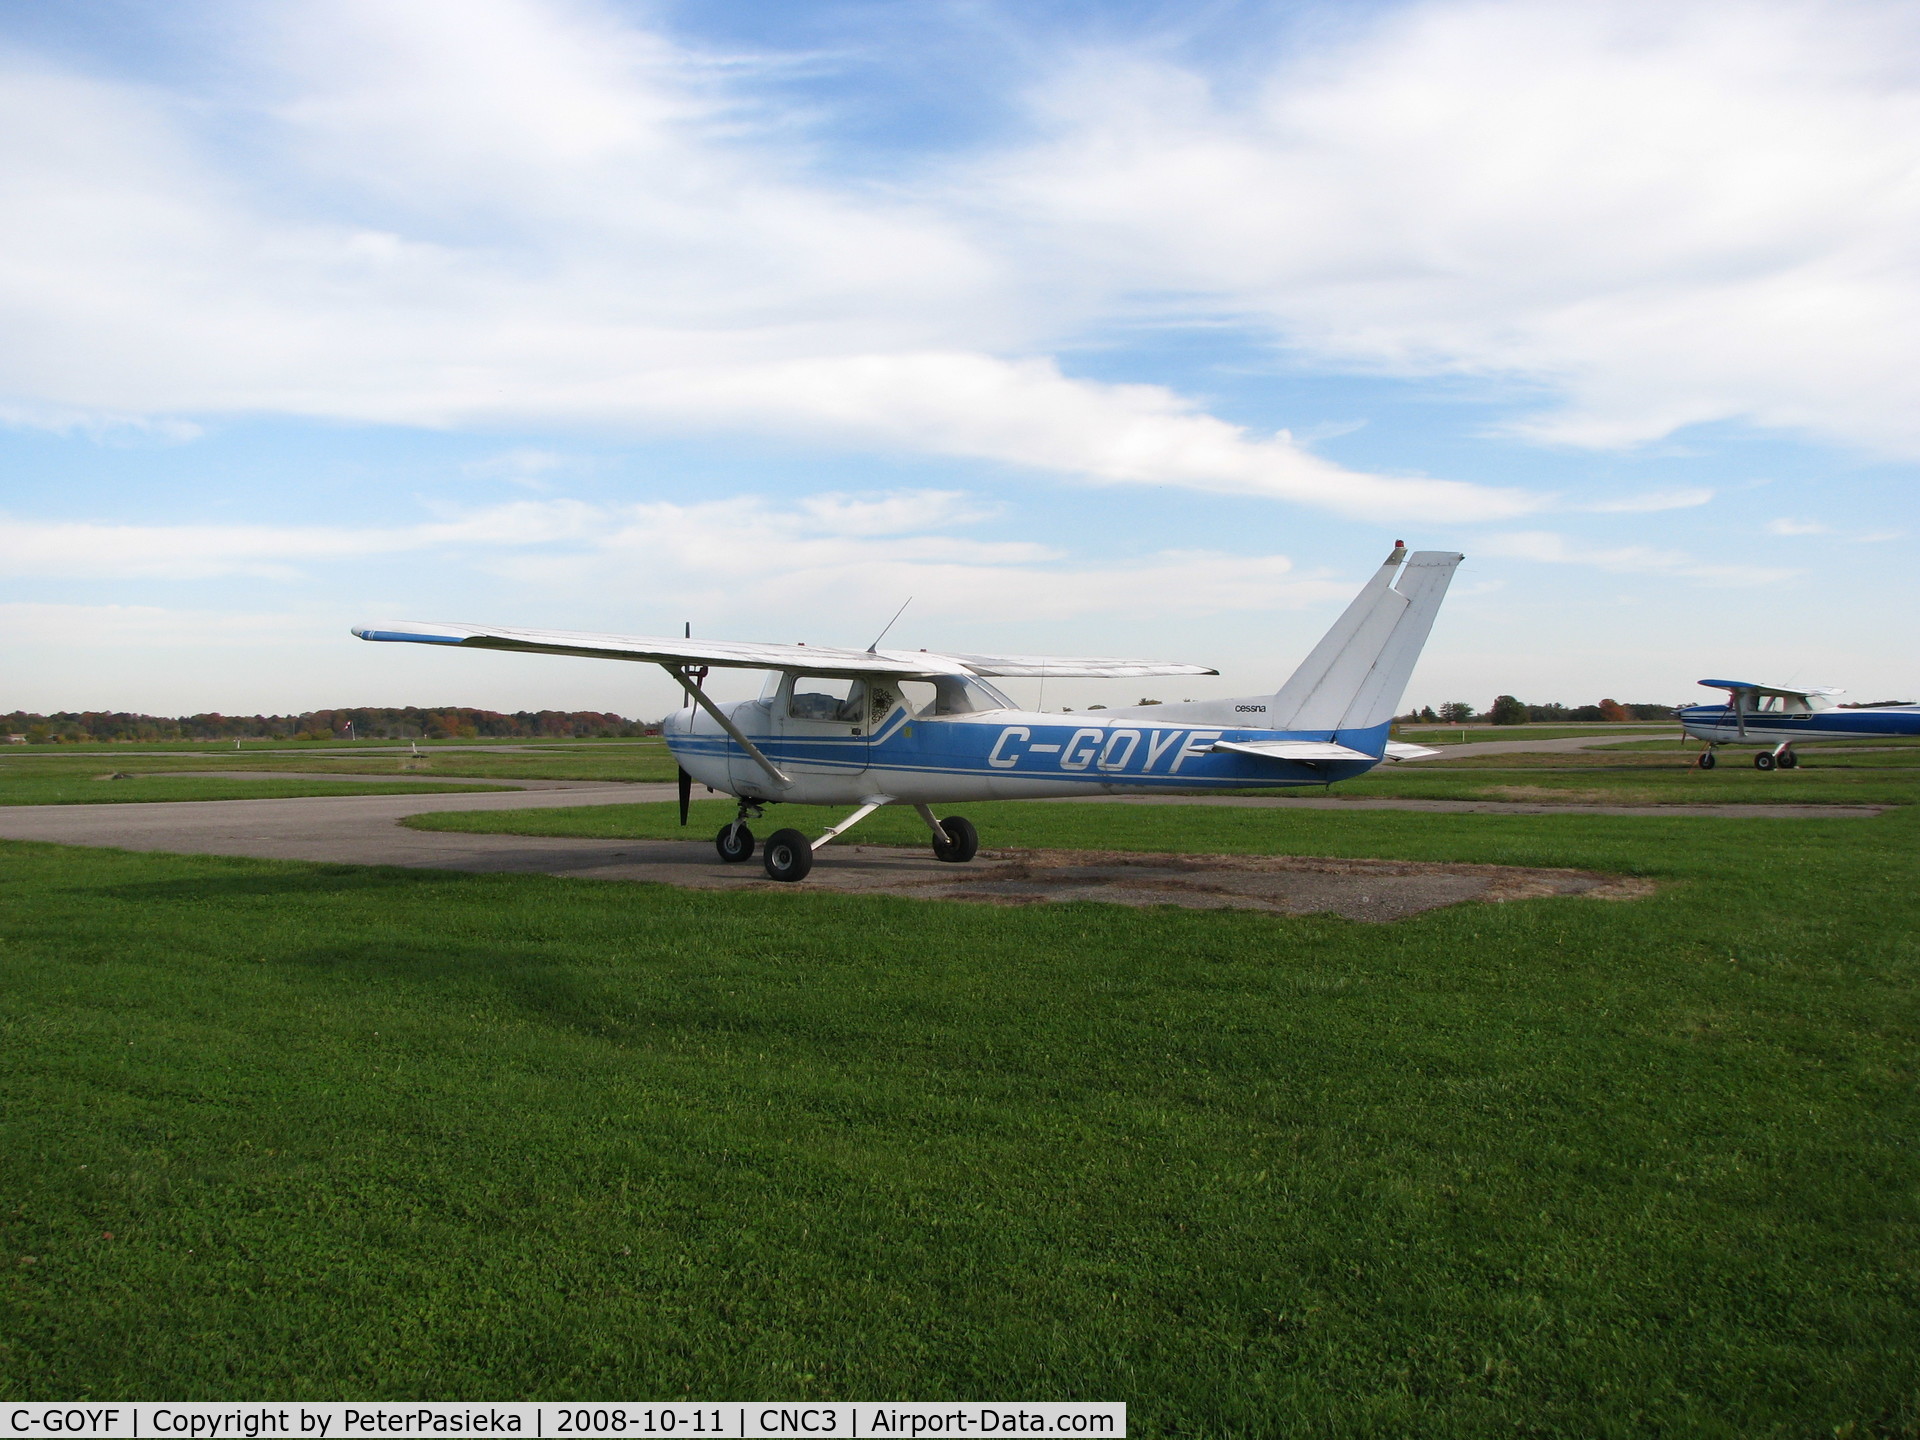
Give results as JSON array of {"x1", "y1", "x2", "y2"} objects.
[
  {"x1": 1383, "y1": 741, "x2": 1443, "y2": 761},
  {"x1": 1211, "y1": 739, "x2": 1376, "y2": 763}
]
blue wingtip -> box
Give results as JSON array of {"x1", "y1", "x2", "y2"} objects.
[{"x1": 353, "y1": 626, "x2": 465, "y2": 645}]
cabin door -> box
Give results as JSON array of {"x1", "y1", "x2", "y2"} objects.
[{"x1": 768, "y1": 674, "x2": 874, "y2": 782}]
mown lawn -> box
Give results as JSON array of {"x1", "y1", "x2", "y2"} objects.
[
  {"x1": 4, "y1": 791, "x2": 1918, "y2": 1434},
  {"x1": 1282, "y1": 748, "x2": 1920, "y2": 806},
  {"x1": 0, "y1": 745, "x2": 680, "y2": 793},
  {"x1": 0, "y1": 774, "x2": 512, "y2": 806}
]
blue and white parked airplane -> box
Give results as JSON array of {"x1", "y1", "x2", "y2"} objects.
[
  {"x1": 355, "y1": 543, "x2": 1461, "y2": 881},
  {"x1": 1678, "y1": 680, "x2": 1920, "y2": 769}
]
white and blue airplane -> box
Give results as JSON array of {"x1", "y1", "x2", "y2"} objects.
[
  {"x1": 354, "y1": 543, "x2": 1461, "y2": 881},
  {"x1": 1678, "y1": 680, "x2": 1920, "y2": 769}
]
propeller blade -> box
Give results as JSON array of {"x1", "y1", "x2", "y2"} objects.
[{"x1": 677, "y1": 767, "x2": 692, "y2": 826}]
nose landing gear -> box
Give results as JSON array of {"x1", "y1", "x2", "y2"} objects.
[{"x1": 715, "y1": 800, "x2": 764, "y2": 862}]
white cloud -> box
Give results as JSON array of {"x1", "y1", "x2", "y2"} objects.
[
  {"x1": 2, "y1": 0, "x2": 1909, "y2": 525},
  {"x1": 1766, "y1": 517, "x2": 1906, "y2": 542},
  {"x1": 1583, "y1": 488, "x2": 1715, "y2": 514},
  {"x1": 0, "y1": 0, "x2": 1537, "y2": 522},
  {"x1": 0, "y1": 488, "x2": 1349, "y2": 637},
  {"x1": 982, "y1": 0, "x2": 1920, "y2": 458},
  {"x1": 1477, "y1": 529, "x2": 1792, "y2": 585},
  {"x1": 0, "y1": 602, "x2": 322, "y2": 648},
  {"x1": 0, "y1": 501, "x2": 605, "y2": 579}
]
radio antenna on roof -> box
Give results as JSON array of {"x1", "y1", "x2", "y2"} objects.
[{"x1": 866, "y1": 597, "x2": 913, "y2": 653}]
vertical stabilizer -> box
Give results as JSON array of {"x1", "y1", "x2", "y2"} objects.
[{"x1": 1268, "y1": 545, "x2": 1464, "y2": 732}]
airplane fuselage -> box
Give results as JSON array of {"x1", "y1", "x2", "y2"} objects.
[
  {"x1": 665, "y1": 698, "x2": 1386, "y2": 806},
  {"x1": 1677, "y1": 703, "x2": 1920, "y2": 747}
]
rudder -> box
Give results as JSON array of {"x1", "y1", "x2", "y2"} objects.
[{"x1": 1268, "y1": 544, "x2": 1464, "y2": 732}]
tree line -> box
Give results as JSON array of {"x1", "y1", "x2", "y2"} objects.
[
  {"x1": 2, "y1": 706, "x2": 654, "y2": 743},
  {"x1": 1398, "y1": 697, "x2": 1674, "y2": 726}
]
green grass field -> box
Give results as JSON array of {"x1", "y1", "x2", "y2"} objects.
[
  {"x1": 5, "y1": 786, "x2": 1918, "y2": 1432},
  {"x1": 0, "y1": 745, "x2": 680, "y2": 793},
  {"x1": 2, "y1": 737, "x2": 662, "y2": 755},
  {"x1": 1391, "y1": 724, "x2": 1675, "y2": 744},
  {"x1": 0, "y1": 774, "x2": 513, "y2": 806},
  {"x1": 1300, "y1": 752, "x2": 1920, "y2": 806}
]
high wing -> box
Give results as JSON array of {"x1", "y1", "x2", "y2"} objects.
[
  {"x1": 352, "y1": 621, "x2": 1214, "y2": 681},
  {"x1": 1698, "y1": 679, "x2": 1845, "y2": 701}
]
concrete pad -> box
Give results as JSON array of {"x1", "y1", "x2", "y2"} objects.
[{"x1": 0, "y1": 783, "x2": 1650, "y2": 921}]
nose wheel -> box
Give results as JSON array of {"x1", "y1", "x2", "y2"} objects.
[{"x1": 715, "y1": 801, "x2": 764, "y2": 862}]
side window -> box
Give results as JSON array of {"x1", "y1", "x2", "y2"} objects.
[
  {"x1": 788, "y1": 676, "x2": 868, "y2": 722},
  {"x1": 896, "y1": 681, "x2": 936, "y2": 718}
]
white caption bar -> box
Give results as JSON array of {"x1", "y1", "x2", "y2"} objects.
[{"x1": 3, "y1": 1405, "x2": 1123, "y2": 1440}]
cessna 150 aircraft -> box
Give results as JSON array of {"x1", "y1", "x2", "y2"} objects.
[
  {"x1": 1678, "y1": 679, "x2": 1920, "y2": 769},
  {"x1": 355, "y1": 543, "x2": 1461, "y2": 881}
]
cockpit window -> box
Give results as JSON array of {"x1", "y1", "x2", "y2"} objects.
[
  {"x1": 788, "y1": 676, "x2": 868, "y2": 723},
  {"x1": 929, "y1": 675, "x2": 1013, "y2": 714}
]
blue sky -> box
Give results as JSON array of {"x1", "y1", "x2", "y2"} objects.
[{"x1": 3, "y1": 0, "x2": 1916, "y2": 720}]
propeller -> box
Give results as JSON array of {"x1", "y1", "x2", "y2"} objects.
[{"x1": 678, "y1": 765, "x2": 692, "y2": 826}]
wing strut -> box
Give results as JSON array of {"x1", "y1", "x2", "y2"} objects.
[{"x1": 664, "y1": 664, "x2": 790, "y2": 788}]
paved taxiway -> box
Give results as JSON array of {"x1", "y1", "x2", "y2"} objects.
[{"x1": 0, "y1": 773, "x2": 1879, "y2": 920}]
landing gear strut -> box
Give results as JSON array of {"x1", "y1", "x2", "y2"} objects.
[
  {"x1": 914, "y1": 803, "x2": 978, "y2": 862},
  {"x1": 715, "y1": 800, "x2": 764, "y2": 862},
  {"x1": 762, "y1": 799, "x2": 887, "y2": 882},
  {"x1": 749, "y1": 799, "x2": 984, "y2": 881}
]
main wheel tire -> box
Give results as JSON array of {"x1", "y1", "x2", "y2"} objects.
[
  {"x1": 1754, "y1": 751, "x2": 1776, "y2": 771},
  {"x1": 714, "y1": 823, "x2": 755, "y2": 862},
  {"x1": 1779, "y1": 751, "x2": 1798, "y2": 769},
  {"x1": 763, "y1": 828, "x2": 814, "y2": 882},
  {"x1": 931, "y1": 815, "x2": 979, "y2": 863},
  {"x1": 1697, "y1": 751, "x2": 1716, "y2": 770}
]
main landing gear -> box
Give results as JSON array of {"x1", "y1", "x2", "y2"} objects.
[
  {"x1": 716, "y1": 797, "x2": 982, "y2": 881},
  {"x1": 1696, "y1": 744, "x2": 1797, "y2": 772}
]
